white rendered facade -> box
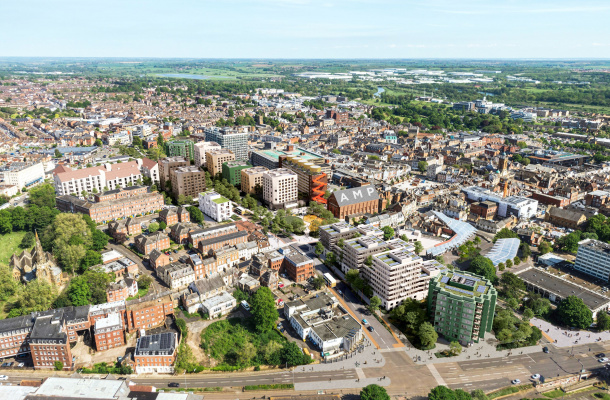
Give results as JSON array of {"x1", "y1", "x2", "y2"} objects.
[
  {"x1": 262, "y1": 168, "x2": 298, "y2": 208},
  {"x1": 198, "y1": 190, "x2": 233, "y2": 222},
  {"x1": 1, "y1": 162, "x2": 45, "y2": 190},
  {"x1": 193, "y1": 141, "x2": 221, "y2": 168}
]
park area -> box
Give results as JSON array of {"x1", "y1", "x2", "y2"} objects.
[{"x1": 0, "y1": 231, "x2": 28, "y2": 264}]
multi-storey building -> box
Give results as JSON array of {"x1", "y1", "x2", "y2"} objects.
[
  {"x1": 29, "y1": 314, "x2": 74, "y2": 370},
  {"x1": 193, "y1": 141, "x2": 221, "y2": 168},
  {"x1": 197, "y1": 230, "x2": 248, "y2": 255},
  {"x1": 56, "y1": 186, "x2": 164, "y2": 224},
  {"x1": 134, "y1": 232, "x2": 170, "y2": 255},
  {"x1": 0, "y1": 162, "x2": 45, "y2": 190},
  {"x1": 106, "y1": 278, "x2": 137, "y2": 303},
  {"x1": 204, "y1": 127, "x2": 248, "y2": 161},
  {"x1": 134, "y1": 331, "x2": 178, "y2": 374},
  {"x1": 574, "y1": 239, "x2": 610, "y2": 281},
  {"x1": 250, "y1": 146, "x2": 325, "y2": 170},
  {"x1": 156, "y1": 262, "x2": 196, "y2": 290},
  {"x1": 206, "y1": 149, "x2": 235, "y2": 177},
  {"x1": 188, "y1": 223, "x2": 239, "y2": 248},
  {"x1": 201, "y1": 291, "x2": 237, "y2": 319},
  {"x1": 320, "y1": 222, "x2": 359, "y2": 251},
  {"x1": 340, "y1": 234, "x2": 388, "y2": 274},
  {"x1": 222, "y1": 160, "x2": 252, "y2": 186},
  {"x1": 108, "y1": 217, "x2": 142, "y2": 239},
  {"x1": 198, "y1": 190, "x2": 233, "y2": 222},
  {"x1": 462, "y1": 186, "x2": 538, "y2": 219},
  {"x1": 280, "y1": 156, "x2": 327, "y2": 204},
  {"x1": 362, "y1": 240, "x2": 444, "y2": 310},
  {"x1": 428, "y1": 270, "x2": 497, "y2": 345},
  {"x1": 159, "y1": 206, "x2": 190, "y2": 226},
  {"x1": 158, "y1": 156, "x2": 189, "y2": 191},
  {"x1": 94, "y1": 313, "x2": 124, "y2": 351},
  {"x1": 170, "y1": 166, "x2": 206, "y2": 199},
  {"x1": 279, "y1": 245, "x2": 314, "y2": 282},
  {"x1": 241, "y1": 166, "x2": 268, "y2": 195},
  {"x1": 327, "y1": 186, "x2": 380, "y2": 221},
  {"x1": 167, "y1": 140, "x2": 195, "y2": 161},
  {"x1": 125, "y1": 294, "x2": 174, "y2": 332},
  {"x1": 54, "y1": 162, "x2": 143, "y2": 196},
  {"x1": 470, "y1": 201, "x2": 498, "y2": 220},
  {"x1": 263, "y1": 168, "x2": 298, "y2": 209}
]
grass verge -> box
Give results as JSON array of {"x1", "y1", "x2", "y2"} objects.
[{"x1": 244, "y1": 384, "x2": 294, "y2": 391}]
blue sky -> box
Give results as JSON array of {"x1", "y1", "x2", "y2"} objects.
[{"x1": 2, "y1": 0, "x2": 610, "y2": 58}]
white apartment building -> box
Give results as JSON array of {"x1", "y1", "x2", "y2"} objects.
[
  {"x1": 104, "y1": 130, "x2": 132, "y2": 145},
  {"x1": 263, "y1": 168, "x2": 298, "y2": 209},
  {"x1": 0, "y1": 162, "x2": 45, "y2": 190},
  {"x1": 141, "y1": 158, "x2": 159, "y2": 184},
  {"x1": 363, "y1": 240, "x2": 444, "y2": 310},
  {"x1": 193, "y1": 141, "x2": 221, "y2": 168},
  {"x1": 198, "y1": 190, "x2": 233, "y2": 222},
  {"x1": 54, "y1": 161, "x2": 143, "y2": 196},
  {"x1": 574, "y1": 239, "x2": 610, "y2": 281},
  {"x1": 156, "y1": 262, "x2": 196, "y2": 290}
]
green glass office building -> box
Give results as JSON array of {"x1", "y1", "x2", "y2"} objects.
[
  {"x1": 222, "y1": 160, "x2": 252, "y2": 186},
  {"x1": 167, "y1": 140, "x2": 195, "y2": 161},
  {"x1": 427, "y1": 270, "x2": 496, "y2": 345}
]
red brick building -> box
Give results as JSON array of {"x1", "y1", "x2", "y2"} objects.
[
  {"x1": 327, "y1": 186, "x2": 380, "y2": 220},
  {"x1": 94, "y1": 313, "x2": 125, "y2": 352},
  {"x1": 470, "y1": 201, "x2": 498, "y2": 220},
  {"x1": 134, "y1": 232, "x2": 170, "y2": 255},
  {"x1": 125, "y1": 294, "x2": 174, "y2": 333}
]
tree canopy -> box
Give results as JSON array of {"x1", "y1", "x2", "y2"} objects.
[
  {"x1": 250, "y1": 287, "x2": 279, "y2": 333},
  {"x1": 556, "y1": 295, "x2": 593, "y2": 329}
]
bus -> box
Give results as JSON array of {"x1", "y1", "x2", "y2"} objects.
[{"x1": 323, "y1": 273, "x2": 337, "y2": 288}]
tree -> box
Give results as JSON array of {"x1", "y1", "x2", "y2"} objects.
[
  {"x1": 280, "y1": 342, "x2": 309, "y2": 367},
  {"x1": 311, "y1": 276, "x2": 325, "y2": 290},
  {"x1": 360, "y1": 384, "x2": 390, "y2": 400},
  {"x1": 80, "y1": 249, "x2": 102, "y2": 272},
  {"x1": 187, "y1": 206, "x2": 204, "y2": 224},
  {"x1": 556, "y1": 295, "x2": 593, "y2": 329},
  {"x1": 91, "y1": 229, "x2": 109, "y2": 251},
  {"x1": 598, "y1": 312, "x2": 610, "y2": 331},
  {"x1": 418, "y1": 321, "x2": 438, "y2": 348},
  {"x1": 0, "y1": 213, "x2": 12, "y2": 234},
  {"x1": 473, "y1": 236, "x2": 481, "y2": 246},
  {"x1": 137, "y1": 275, "x2": 153, "y2": 290},
  {"x1": 29, "y1": 183, "x2": 56, "y2": 208},
  {"x1": 11, "y1": 206, "x2": 26, "y2": 230},
  {"x1": 519, "y1": 242, "x2": 532, "y2": 259},
  {"x1": 449, "y1": 340, "x2": 462, "y2": 356},
  {"x1": 250, "y1": 287, "x2": 279, "y2": 333},
  {"x1": 148, "y1": 222, "x2": 160, "y2": 233},
  {"x1": 314, "y1": 241, "x2": 324, "y2": 256},
  {"x1": 429, "y1": 385, "x2": 458, "y2": 400},
  {"x1": 513, "y1": 256, "x2": 521, "y2": 265},
  {"x1": 159, "y1": 221, "x2": 167, "y2": 230},
  {"x1": 414, "y1": 240, "x2": 424, "y2": 254},
  {"x1": 523, "y1": 308, "x2": 535, "y2": 321},
  {"x1": 505, "y1": 259, "x2": 513, "y2": 268},
  {"x1": 381, "y1": 226, "x2": 394, "y2": 241},
  {"x1": 68, "y1": 276, "x2": 91, "y2": 306},
  {"x1": 368, "y1": 296, "x2": 382, "y2": 313},
  {"x1": 14, "y1": 280, "x2": 56, "y2": 314},
  {"x1": 554, "y1": 231, "x2": 581, "y2": 254},
  {"x1": 538, "y1": 240, "x2": 553, "y2": 255},
  {"x1": 418, "y1": 161, "x2": 428, "y2": 173},
  {"x1": 20, "y1": 231, "x2": 35, "y2": 249},
  {"x1": 468, "y1": 256, "x2": 496, "y2": 282},
  {"x1": 471, "y1": 389, "x2": 488, "y2": 400},
  {"x1": 493, "y1": 228, "x2": 518, "y2": 242},
  {"x1": 54, "y1": 361, "x2": 64, "y2": 371},
  {"x1": 54, "y1": 149, "x2": 62, "y2": 158}
]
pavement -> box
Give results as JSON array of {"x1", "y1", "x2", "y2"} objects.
[{"x1": 531, "y1": 318, "x2": 610, "y2": 348}]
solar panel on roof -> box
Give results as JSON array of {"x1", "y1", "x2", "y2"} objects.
[
  {"x1": 140, "y1": 337, "x2": 150, "y2": 348},
  {"x1": 477, "y1": 286, "x2": 486, "y2": 293},
  {"x1": 441, "y1": 276, "x2": 449, "y2": 283}
]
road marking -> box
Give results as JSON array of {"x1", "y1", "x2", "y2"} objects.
[
  {"x1": 427, "y1": 363, "x2": 447, "y2": 386},
  {"x1": 356, "y1": 368, "x2": 366, "y2": 380}
]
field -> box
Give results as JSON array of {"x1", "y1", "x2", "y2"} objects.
[{"x1": 0, "y1": 231, "x2": 28, "y2": 265}]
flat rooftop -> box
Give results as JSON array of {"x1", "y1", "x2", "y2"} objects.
[
  {"x1": 518, "y1": 268, "x2": 610, "y2": 311},
  {"x1": 34, "y1": 377, "x2": 127, "y2": 399}
]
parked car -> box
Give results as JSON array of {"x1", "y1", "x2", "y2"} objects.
[
  {"x1": 0, "y1": 375, "x2": 8, "y2": 380},
  {"x1": 542, "y1": 347, "x2": 549, "y2": 353},
  {"x1": 511, "y1": 379, "x2": 521, "y2": 384},
  {"x1": 168, "y1": 382, "x2": 180, "y2": 388},
  {"x1": 598, "y1": 358, "x2": 609, "y2": 363},
  {"x1": 0, "y1": 363, "x2": 7, "y2": 368},
  {"x1": 17, "y1": 363, "x2": 24, "y2": 368},
  {"x1": 531, "y1": 374, "x2": 540, "y2": 380},
  {"x1": 597, "y1": 353, "x2": 606, "y2": 358}
]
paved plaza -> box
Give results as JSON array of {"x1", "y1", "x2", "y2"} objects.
[{"x1": 531, "y1": 317, "x2": 610, "y2": 348}]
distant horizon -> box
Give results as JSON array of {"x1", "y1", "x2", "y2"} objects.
[
  {"x1": 2, "y1": 0, "x2": 609, "y2": 59},
  {"x1": 1, "y1": 57, "x2": 610, "y2": 61}
]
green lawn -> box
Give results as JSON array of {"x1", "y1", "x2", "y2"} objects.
[{"x1": 0, "y1": 231, "x2": 28, "y2": 265}]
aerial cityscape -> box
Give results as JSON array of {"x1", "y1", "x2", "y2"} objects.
[{"x1": 1, "y1": 1, "x2": 610, "y2": 400}]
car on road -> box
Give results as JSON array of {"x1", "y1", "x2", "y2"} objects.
[
  {"x1": 531, "y1": 374, "x2": 540, "y2": 380},
  {"x1": 7, "y1": 362, "x2": 13, "y2": 367},
  {"x1": 362, "y1": 319, "x2": 368, "y2": 325},
  {"x1": 0, "y1": 363, "x2": 7, "y2": 368},
  {"x1": 598, "y1": 358, "x2": 609, "y2": 363},
  {"x1": 168, "y1": 382, "x2": 180, "y2": 388},
  {"x1": 17, "y1": 363, "x2": 23, "y2": 368},
  {"x1": 598, "y1": 353, "x2": 606, "y2": 358},
  {"x1": 511, "y1": 379, "x2": 521, "y2": 384},
  {"x1": 543, "y1": 347, "x2": 549, "y2": 353},
  {"x1": 367, "y1": 326, "x2": 375, "y2": 332},
  {"x1": 337, "y1": 290, "x2": 342, "y2": 296},
  {"x1": 0, "y1": 375, "x2": 7, "y2": 380}
]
